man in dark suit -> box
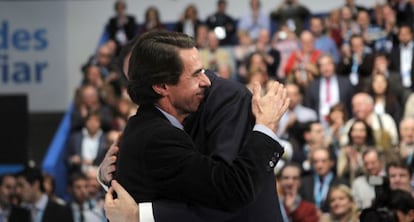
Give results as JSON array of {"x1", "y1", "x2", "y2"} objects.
[
  {"x1": 106, "y1": 0, "x2": 137, "y2": 53},
  {"x1": 0, "y1": 174, "x2": 31, "y2": 222},
  {"x1": 336, "y1": 34, "x2": 375, "y2": 90},
  {"x1": 67, "y1": 111, "x2": 108, "y2": 173},
  {"x1": 299, "y1": 148, "x2": 346, "y2": 213},
  {"x1": 16, "y1": 167, "x2": 73, "y2": 222},
  {"x1": 109, "y1": 31, "x2": 288, "y2": 221},
  {"x1": 389, "y1": 24, "x2": 414, "y2": 91},
  {"x1": 205, "y1": 0, "x2": 236, "y2": 46},
  {"x1": 305, "y1": 54, "x2": 355, "y2": 123}
]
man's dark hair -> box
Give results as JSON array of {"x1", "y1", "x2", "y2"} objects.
[
  {"x1": 17, "y1": 167, "x2": 45, "y2": 192},
  {"x1": 386, "y1": 160, "x2": 413, "y2": 178},
  {"x1": 114, "y1": 0, "x2": 126, "y2": 11},
  {"x1": 350, "y1": 34, "x2": 364, "y2": 44},
  {"x1": 127, "y1": 31, "x2": 196, "y2": 105},
  {"x1": 0, "y1": 173, "x2": 15, "y2": 186},
  {"x1": 277, "y1": 162, "x2": 302, "y2": 179},
  {"x1": 68, "y1": 172, "x2": 88, "y2": 187},
  {"x1": 399, "y1": 24, "x2": 414, "y2": 34},
  {"x1": 303, "y1": 121, "x2": 320, "y2": 133},
  {"x1": 85, "y1": 110, "x2": 102, "y2": 122},
  {"x1": 348, "y1": 120, "x2": 376, "y2": 146},
  {"x1": 389, "y1": 189, "x2": 414, "y2": 214},
  {"x1": 362, "y1": 148, "x2": 382, "y2": 162}
]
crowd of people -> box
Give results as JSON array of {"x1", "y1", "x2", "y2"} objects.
[{"x1": 3, "y1": 0, "x2": 414, "y2": 221}]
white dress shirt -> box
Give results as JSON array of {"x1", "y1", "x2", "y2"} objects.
[
  {"x1": 400, "y1": 42, "x2": 413, "y2": 87},
  {"x1": 319, "y1": 76, "x2": 340, "y2": 125}
]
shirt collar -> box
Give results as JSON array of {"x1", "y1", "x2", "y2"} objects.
[
  {"x1": 155, "y1": 106, "x2": 184, "y2": 130},
  {"x1": 401, "y1": 41, "x2": 413, "y2": 49},
  {"x1": 82, "y1": 128, "x2": 103, "y2": 139},
  {"x1": 0, "y1": 205, "x2": 11, "y2": 217},
  {"x1": 34, "y1": 194, "x2": 48, "y2": 211}
]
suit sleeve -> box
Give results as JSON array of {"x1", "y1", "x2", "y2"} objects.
[
  {"x1": 144, "y1": 128, "x2": 283, "y2": 212},
  {"x1": 202, "y1": 82, "x2": 254, "y2": 162}
]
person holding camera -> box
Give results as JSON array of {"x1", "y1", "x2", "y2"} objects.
[
  {"x1": 351, "y1": 148, "x2": 386, "y2": 210},
  {"x1": 360, "y1": 189, "x2": 414, "y2": 222}
]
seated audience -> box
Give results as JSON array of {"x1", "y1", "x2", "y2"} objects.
[
  {"x1": 106, "y1": 0, "x2": 137, "y2": 53},
  {"x1": 71, "y1": 85, "x2": 113, "y2": 132},
  {"x1": 138, "y1": 6, "x2": 165, "y2": 35},
  {"x1": 341, "y1": 93, "x2": 398, "y2": 151},
  {"x1": 368, "y1": 73, "x2": 402, "y2": 123},
  {"x1": 270, "y1": 0, "x2": 311, "y2": 36},
  {"x1": 199, "y1": 31, "x2": 233, "y2": 73},
  {"x1": 16, "y1": 167, "x2": 73, "y2": 222},
  {"x1": 174, "y1": 4, "x2": 203, "y2": 38},
  {"x1": 387, "y1": 161, "x2": 414, "y2": 195},
  {"x1": 309, "y1": 16, "x2": 340, "y2": 63},
  {"x1": 319, "y1": 184, "x2": 359, "y2": 222},
  {"x1": 337, "y1": 120, "x2": 376, "y2": 183},
  {"x1": 237, "y1": 0, "x2": 269, "y2": 41},
  {"x1": 300, "y1": 148, "x2": 346, "y2": 213},
  {"x1": 304, "y1": 54, "x2": 354, "y2": 125},
  {"x1": 0, "y1": 174, "x2": 30, "y2": 222},
  {"x1": 205, "y1": 0, "x2": 236, "y2": 46},
  {"x1": 325, "y1": 103, "x2": 348, "y2": 154},
  {"x1": 285, "y1": 31, "x2": 321, "y2": 90},
  {"x1": 68, "y1": 111, "x2": 108, "y2": 173},
  {"x1": 69, "y1": 173, "x2": 105, "y2": 222},
  {"x1": 351, "y1": 149, "x2": 386, "y2": 210},
  {"x1": 399, "y1": 117, "x2": 414, "y2": 167},
  {"x1": 277, "y1": 163, "x2": 319, "y2": 222},
  {"x1": 43, "y1": 174, "x2": 66, "y2": 206}
]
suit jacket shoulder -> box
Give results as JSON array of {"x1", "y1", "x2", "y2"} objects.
[
  {"x1": 42, "y1": 200, "x2": 73, "y2": 222},
  {"x1": 9, "y1": 206, "x2": 31, "y2": 222}
]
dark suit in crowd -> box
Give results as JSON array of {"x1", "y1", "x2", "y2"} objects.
[
  {"x1": 7, "y1": 206, "x2": 31, "y2": 222},
  {"x1": 305, "y1": 75, "x2": 355, "y2": 118},
  {"x1": 389, "y1": 44, "x2": 414, "y2": 91},
  {"x1": 41, "y1": 200, "x2": 73, "y2": 222}
]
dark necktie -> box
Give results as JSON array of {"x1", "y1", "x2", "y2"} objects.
[
  {"x1": 79, "y1": 203, "x2": 85, "y2": 222},
  {"x1": 319, "y1": 176, "x2": 324, "y2": 192}
]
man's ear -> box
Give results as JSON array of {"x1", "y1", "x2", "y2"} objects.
[{"x1": 152, "y1": 84, "x2": 168, "y2": 96}]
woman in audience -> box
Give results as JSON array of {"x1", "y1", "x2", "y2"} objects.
[
  {"x1": 337, "y1": 120, "x2": 376, "y2": 184},
  {"x1": 325, "y1": 103, "x2": 348, "y2": 155},
  {"x1": 43, "y1": 174, "x2": 66, "y2": 206},
  {"x1": 234, "y1": 30, "x2": 255, "y2": 80},
  {"x1": 71, "y1": 85, "x2": 113, "y2": 132},
  {"x1": 273, "y1": 23, "x2": 299, "y2": 81},
  {"x1": 174, "y1": 4, "x2": 203, "y2": 38},
  {"x1": 325, "y1": 9, "x2": 343, "y2": 48},
  {"x1": 339, "y1": 5, "x2": 359, "y2": 44},
  {"x1": 284, "y1": 31, "x2": 321, "y2": 91},
  {"x1": 368, "y1": 73, "x2": 402, "y2": 123},
  {"x1": 138, "y1": 6, "x2": 165, "y2": 35},
  {"x1": 106, "y1": 0, "x2": 137, "y2": 52},
  {"x1": 112, "y1": 97, "x2": 136, "y2": 131},
  {"x1": 244, "y1": 51, "x2": 274, "y2": 87},
  {"x1": 319, "y1": 184, "x2": 359, "y2": 222}
]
